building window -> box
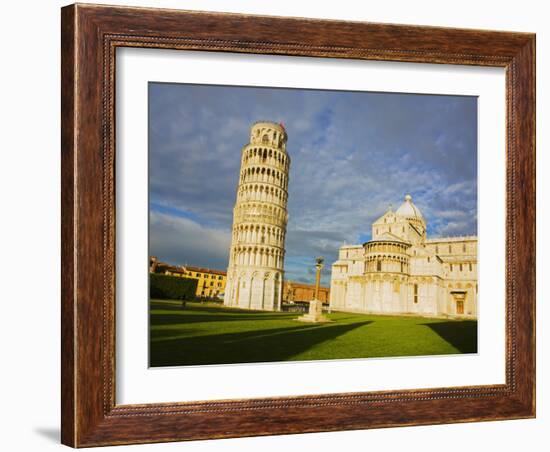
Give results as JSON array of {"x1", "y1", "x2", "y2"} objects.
[
  {"x1": 463, "y1": 243, "x2": 466, "y2": 252},
  {"x1": 427, "y1": 257, "x2": 431, "y2": 263},
  {"x1": 376, "y1": 260, "x2": 382, "y2": 272},
  {"x1": 469, "y1": 263, "x2": 472, "y2": 272},
  {"x1": 449, "y1": 245, "x2": 452, "y2": 253},
  {"x1": 435, "y1": 245, "x2": 439, "y2": 253},
  {"x1": 414, "y1": 284, "x2": 418, "y2": 303},
  {"x1": 450, "y1": 264, "x2": 453, "y2": 272},
  {"x1": 400, "y1": 262, "x2": 404, "y2": 273},
  {"x1": 459, "y1": 263, "x2": 463, "y2": 271}
]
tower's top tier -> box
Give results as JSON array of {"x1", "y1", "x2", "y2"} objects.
[{"x1": 249, "y1": 121, "x2": 288, "y2": 151}]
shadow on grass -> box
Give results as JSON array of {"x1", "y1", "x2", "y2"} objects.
[
  {"x1": 150, "y1": 301, "x2": 296, "y2": 325},
  {"x1": 151, "y1": 300, "x2": 247, "y2": 313},
  {"x1": 422, "y1": 320, "x2": 478, "y2": 353},
  {"x1": 150, "y1": 320, "x2": 373, "y2": 367},
  {"x1": 150, "y1": 312, "x2": 297, "y2": 325}
]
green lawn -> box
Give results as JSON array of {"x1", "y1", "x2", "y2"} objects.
[{"x1": 149, "y1": 300, "x2": 477, "y2": 367}]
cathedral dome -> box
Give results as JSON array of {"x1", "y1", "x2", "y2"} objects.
[{"x1": 395, "y1": 194, "x2": 424, "y2": 220}]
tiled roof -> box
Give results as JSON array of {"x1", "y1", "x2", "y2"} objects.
[
  {"x1": 184, "y1": 266, "x2": 227, "y2": 276},
  {"x1": 284, "y1": 281, "x2": 329, "y2": 290}
]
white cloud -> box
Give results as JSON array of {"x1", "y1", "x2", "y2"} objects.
[
  {"x1": 148, "y1": 83, "x2": 478, "y2": 281},
  {"x1": 150, "y1": 212, "x2": 231, "y2": 270}
]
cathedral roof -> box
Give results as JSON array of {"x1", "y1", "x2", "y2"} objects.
[
  {"x1": 395, "y1": 194, "x2": 424, "y2": 220},
  {"x1": 375, "y1": 231, "x2": 407, "y2": 242}
]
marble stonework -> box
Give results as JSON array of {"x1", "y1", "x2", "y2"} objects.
[
  {"x1": 224, "y1": 122, "x2": 290, "y2": 311},
  {"x1": 296, "y1": 299, "x2": 331, "y2": 323},
  {"x1": 330, "y1": 195, "x2": 478, "y2": 319}
]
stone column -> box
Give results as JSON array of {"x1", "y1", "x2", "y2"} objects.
[
  {"x1": 297, "y1": 257, "x2": 331, "y2": 323},
  {"x1": 314, "y1": 256, "x2": 324, "y2": 301}
]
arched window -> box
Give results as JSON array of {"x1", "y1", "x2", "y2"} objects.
[
  {"x1": 262, "y1": 134, "x2": 269, "y2": 144},
  {"x1": 376, "y1": 260, "x2": 382, "y2": 272}
]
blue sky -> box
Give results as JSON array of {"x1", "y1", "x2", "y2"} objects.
[{"x1": 149, "y1": 82, "x2": 477, "y2": 286}]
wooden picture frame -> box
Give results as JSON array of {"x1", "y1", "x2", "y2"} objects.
[{"x1": 61, "y1": 3, "x2": 535, "y2": 447}]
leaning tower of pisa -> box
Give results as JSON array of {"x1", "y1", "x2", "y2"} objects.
[{"x1": 224, "y1": 121, "x2": 290, "y2": 311}]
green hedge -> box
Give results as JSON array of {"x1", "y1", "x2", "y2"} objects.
[{"x1": 149, "y1": 273, "x2": 198, "y2": 301}]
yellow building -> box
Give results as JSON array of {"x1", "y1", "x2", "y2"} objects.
[
  {"x1": 182, "y1": 266, "x2": 227, "y2": 299},
  {"x1": 149, "y1": 257, "x2": 227, "y2": 299}
]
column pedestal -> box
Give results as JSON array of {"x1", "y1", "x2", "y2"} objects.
[{"x1": 296, "y1": 299, "x2": 331, "y2": 323}]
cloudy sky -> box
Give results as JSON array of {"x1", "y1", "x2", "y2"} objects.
[{"x1": 149, "y1": 82, "x2": 477, "y2": 286}]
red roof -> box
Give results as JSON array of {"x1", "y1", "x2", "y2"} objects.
[{"x1": 184, "y1": 266, "x2": 227, "y2": 276}]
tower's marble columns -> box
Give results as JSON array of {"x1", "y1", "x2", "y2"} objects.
[{"x1": 224, "y1": 122, "x2": 290, "y2": 311}]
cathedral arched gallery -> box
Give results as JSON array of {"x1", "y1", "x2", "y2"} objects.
[{"x1": 330, "y1": 195, "x2": 477, "y2": 319}]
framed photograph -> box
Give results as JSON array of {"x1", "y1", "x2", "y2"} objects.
[{"x1": 61, "y1": 3, "x2": 535, "y2": 447}]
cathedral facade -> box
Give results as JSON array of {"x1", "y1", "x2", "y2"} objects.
[
  {"x1": 224, "y1": 122, "x2": 290, "y2": 310},
  {"x1": 330, "y1": 195, "x2": 477, "y2": 319}
]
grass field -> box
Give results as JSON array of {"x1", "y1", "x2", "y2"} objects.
[{"x1": 149, "y1": 300, "x2": 477, "y2": 367}]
